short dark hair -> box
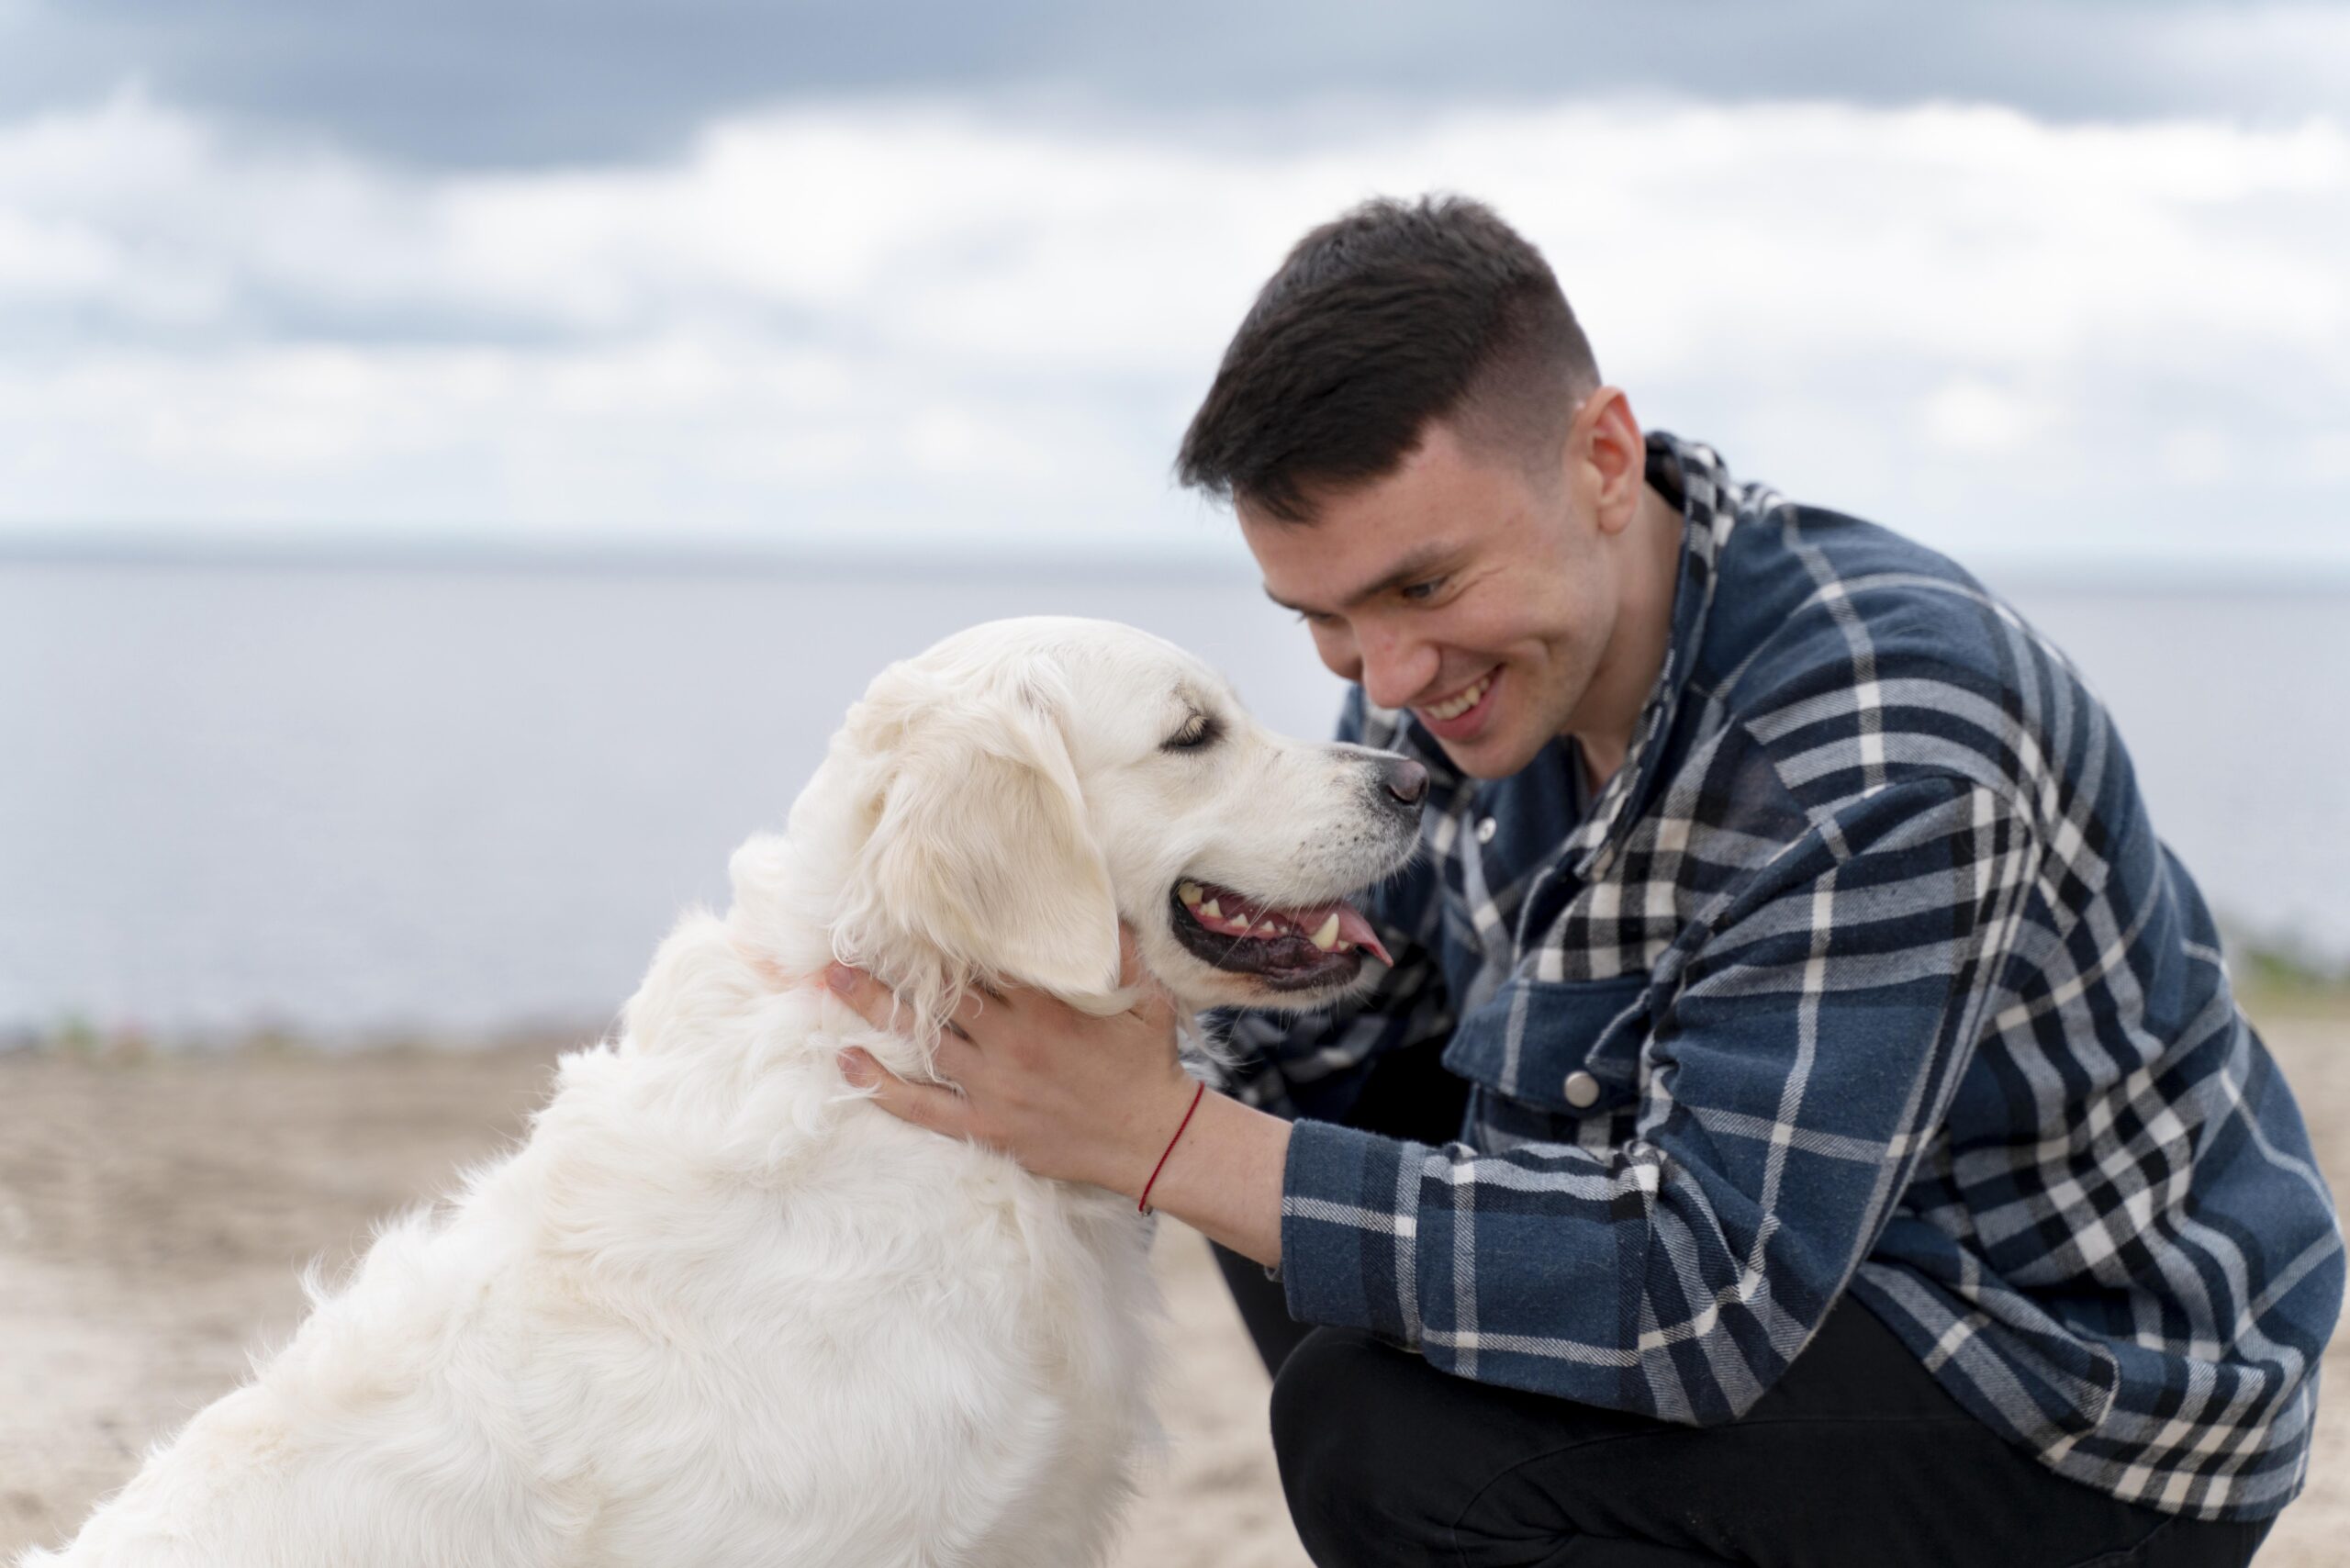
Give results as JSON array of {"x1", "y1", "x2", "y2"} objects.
[{"x1": 1175, "y1": 195, "x2": 1601, "y2": 522}]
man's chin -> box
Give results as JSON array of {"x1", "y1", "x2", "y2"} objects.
[{"x1": 1411, "y1": 674, "x2": 1565, "y2": 779}]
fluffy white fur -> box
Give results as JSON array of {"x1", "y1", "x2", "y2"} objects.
[{"x1": 25, "y1": 617, "x2": 1420, "y2": 1568}]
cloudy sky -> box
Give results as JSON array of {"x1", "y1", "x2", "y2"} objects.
[{"x1": 1, "y1": 2, "x2": 2344, "y2": 570}]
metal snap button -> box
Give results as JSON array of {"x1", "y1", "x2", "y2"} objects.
[
  {"x1": 1562, "y1": 1070, "x2": 1602, "y2": 1109},
  {"x1": 1475, "y1": 815, "x2": 1498, "y2": 845}
]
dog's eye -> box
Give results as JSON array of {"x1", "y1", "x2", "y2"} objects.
[{"x1": 1161, "y1": 713, "x2": 1219, "y2": 753}]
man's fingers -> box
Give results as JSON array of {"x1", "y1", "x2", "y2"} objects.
[
  {"x1": 949, "y1": 985, "x2": 992, "y2": 1036},
  {"x1": 824, "y1": 961, "x2": 1003, "y2": 1046},
  {"x1": 932, "y1": 1029, "x2": 984, "y2": 1086},
  {"x1": 824, "y1": 961, "x2": 906, "y2": 1035},
  {"x1": 838, "y1": 1048, "x2": 977, "y2": 1139}
]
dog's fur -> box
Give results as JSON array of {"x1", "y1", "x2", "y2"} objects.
[{"x1": 27, "y1": 617, "x2": 1421, "y2": 1568}]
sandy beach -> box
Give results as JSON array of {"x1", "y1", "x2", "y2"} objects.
[{"x1": 4, "y1": 999, "x2": 2344, "y2": 1566}]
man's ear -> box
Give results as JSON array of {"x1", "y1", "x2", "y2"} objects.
[
  {"x1": 1572, "y1": 385, "x2": 1645, "y2": 537},
  {"x1": 845, "y1": 667, "x2": 1122, "y2": 998}
]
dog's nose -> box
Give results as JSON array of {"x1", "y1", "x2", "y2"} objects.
[{"x1": 1382, "y1": 756, "x2": 1429, "y2": 808}]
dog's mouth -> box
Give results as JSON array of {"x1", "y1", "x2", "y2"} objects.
[{"x1": 1166, "y1": 879, "x2": 1393, "y2": 991}]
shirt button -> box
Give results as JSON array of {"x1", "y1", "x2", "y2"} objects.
[
  {"x1": 1562, "y1": 1070, "x2": 1602, "y2": 1109},
  {"x1": 1475, "y1": 815, "x2": 1498, "y2": 845}
]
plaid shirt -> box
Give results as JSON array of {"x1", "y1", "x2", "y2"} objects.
[{"x1": 1219, "y1": 432, "x2": 2342, "y2": 1521}]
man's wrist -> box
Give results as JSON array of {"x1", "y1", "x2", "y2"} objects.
[
  {"x1": 1109, "y1": 1068, "x2": 1211, "y2": 1203},
  {"x1": 1133, "y1": 1078, "x2": 1207, "y2": 1214},
  {"x1": 1127, "y1": 1087, "x2": 1290, "y2": 1269}
]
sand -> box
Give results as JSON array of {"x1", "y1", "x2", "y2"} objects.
[{"x1": 3, "y1": 1005, "x2": 2344, "y2": 1565}]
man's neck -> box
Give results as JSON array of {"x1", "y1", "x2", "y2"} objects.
[{"x1": 1569, "y1": 481, "x2": 1686, "y2": 792}]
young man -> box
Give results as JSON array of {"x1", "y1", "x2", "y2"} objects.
[{"x1": 830, "y1": 196, "x2": 2339, "y2": 1566}]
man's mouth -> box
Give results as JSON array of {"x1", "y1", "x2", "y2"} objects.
[
  {"x1": 1166, "y1": 879, "x2": 1392, "y2": 990},
  {"x1": 1415, "y1": 666, "x2": 1500, "y2": 739}
]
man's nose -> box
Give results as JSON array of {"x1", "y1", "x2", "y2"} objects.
[{"x1": 1358, "y1": 633, "x2": 1438, "y2": 712}]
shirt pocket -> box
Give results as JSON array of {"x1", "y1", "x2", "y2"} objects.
[{"x1": 1440, "y1": 970, "x2": 1652, "y2": 1116}]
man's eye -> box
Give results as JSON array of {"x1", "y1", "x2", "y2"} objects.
[
  {"x1": 1162, "y1": 713, "x2": 1218, "y2": 752},
  {"x1": 1400, "y1": 577, "x2": 1446, "y2": 603}
]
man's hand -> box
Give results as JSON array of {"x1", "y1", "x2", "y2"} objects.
[
  {"x1": 823, "y1": 930, "x2": 1293, "y2": 1267},
  {"x1": 823, "y1": 929, "x2": 1195, "y2": 1199}
]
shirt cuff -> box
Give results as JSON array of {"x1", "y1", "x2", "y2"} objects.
[{"x1": 1279, "y1": 1118, "x2": 1426, "y2": 1346}]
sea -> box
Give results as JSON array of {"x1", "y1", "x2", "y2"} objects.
[{"x1": 4, "y1": 551, "x2": 2345, "y2": 1045}]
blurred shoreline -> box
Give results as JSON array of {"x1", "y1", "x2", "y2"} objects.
[{"x1": 12, "y1": 952, "x2": 2344, "y2": 1061}]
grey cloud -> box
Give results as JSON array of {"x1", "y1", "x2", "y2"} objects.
[{"x1": 1, "y1": 0, "x2": 2341, "y2": 168}]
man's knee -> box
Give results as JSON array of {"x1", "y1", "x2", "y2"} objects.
[
  {"x1": 1270, "y1": 1326, "x2": 1371, "y2": 1470},
  {"x1": 1270, "y1": 1327, "x2": 1436, "y2": 1562},
  {"x1": 1270, "y1": 1327, "x2": 1646, "y2": 1567}
]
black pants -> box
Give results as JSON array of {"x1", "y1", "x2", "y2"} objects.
[{"x1": 1216, "y1": 1046, "x2": 2276, "y2": 1567}]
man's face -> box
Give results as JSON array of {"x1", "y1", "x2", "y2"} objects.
[{"x1": 1242, "y1": 416, "x2": 1621, "y2": 781}]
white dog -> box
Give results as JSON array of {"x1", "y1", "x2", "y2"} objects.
[{"x1": 27, "y1": 617, "x2": 1425, "y2": 1568}]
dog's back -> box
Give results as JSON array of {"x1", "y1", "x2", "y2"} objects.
[{"x1": 27, "y1": 916, "x2": 1158, "y2": 1568}]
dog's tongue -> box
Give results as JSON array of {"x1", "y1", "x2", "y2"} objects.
[{"x1": 1288, "y1": 899, "x2": 1391, "y2": 967}]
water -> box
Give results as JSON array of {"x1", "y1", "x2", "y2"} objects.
[{"x1": 4, "y1": 555, "x2": 2344, "y2": 1043}]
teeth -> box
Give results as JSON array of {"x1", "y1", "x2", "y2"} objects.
[
  {"x1": 1423, "y1": 673, "x2": 1492, "y2": 722},
  {"x1": 1182, "y1": 888, "x2": 1361, "y2": 951}
]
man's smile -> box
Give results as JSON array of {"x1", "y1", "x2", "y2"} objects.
[{"x1": 1414, "y1": 665, "x2": 1502, "y2": 740}]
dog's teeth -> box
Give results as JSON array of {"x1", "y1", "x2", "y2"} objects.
[
  {"x1": 1309, "y1": 913, "x2": 1342, "y2": 950},
  {"x1": 1179, "y1": 881, "x2": 1203, "y2": 906},
  {"x1": 1199, "y1": 898, "x2": 1221, "y2": 918},
  {"x1": 1253, "y1": 919, "x2": 1281, "y2": 937}
]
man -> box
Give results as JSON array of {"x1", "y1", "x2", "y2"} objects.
[{"x1": 830, "y1": 196, "x2": 2339, "y2": 1566}]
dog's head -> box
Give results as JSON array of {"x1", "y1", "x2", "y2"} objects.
[{"x1": 777, "y1": 617, "x2": 1425, "y2": 1028}]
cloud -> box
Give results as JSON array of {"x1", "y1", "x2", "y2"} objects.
[
  {"x1": 6, "y1": 3, "x2": 2349, "y2": 168},
  {"x1": 0, "y1": 87, "x2": 2344, "y2": 567}
]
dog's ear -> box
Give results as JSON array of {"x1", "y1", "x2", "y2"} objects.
[{"x1": 841, "y1": 664, "x2": 1122, "y2": 998}]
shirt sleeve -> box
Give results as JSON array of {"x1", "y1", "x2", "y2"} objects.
[
  {"x1": 1200, "y1": 686, "x2": 1455, "y2": 1125},
  {"x1": 1278, "y1": 774, "x2": 2040, "y2": 1423}
]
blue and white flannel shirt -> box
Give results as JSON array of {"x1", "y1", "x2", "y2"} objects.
[{"x1": 1219, "y1": 432, "x2": 2342, "y2": 1521}]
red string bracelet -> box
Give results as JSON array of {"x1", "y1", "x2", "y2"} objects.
[{"x1": 1137, "y1": 1080, "x2": 1207, "y2": 1215}]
